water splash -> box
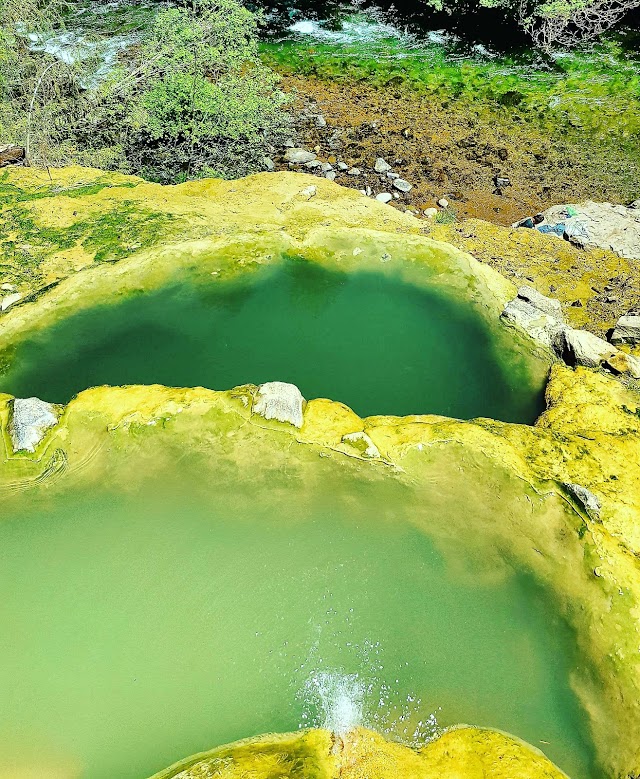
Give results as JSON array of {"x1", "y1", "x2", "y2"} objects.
[{"x1": 303, "y1": 671, "x2": 365, "y2": 735}]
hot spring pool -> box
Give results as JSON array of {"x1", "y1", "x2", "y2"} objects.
[
  {"x1": 0, "y1": 465, "x2": 594, "y2": 779},
  {"x1": 0, "y1": 260, "x2": 544, "y2": 422}
]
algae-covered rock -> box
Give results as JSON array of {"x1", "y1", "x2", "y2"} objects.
[{"x1": 147, "y1": 727, "x2": 567, "y2": 779}]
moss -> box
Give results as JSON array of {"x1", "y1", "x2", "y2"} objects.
[{"x1": 0, "y1": 199, "x2": 178, "y2": 272}]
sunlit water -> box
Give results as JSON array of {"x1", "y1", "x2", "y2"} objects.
[
  {"x1": 0, "y1": 472, "x2": 595, "y2": 779},
  {"x1": 0, "y1": 262, "x2": 544, "y2": 422}
]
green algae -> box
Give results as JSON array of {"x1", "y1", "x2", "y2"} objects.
[
  {"x1": 0, "y1": 260, "x2": 545, "y2": 422},
  {"x1": 0, "y1": 429, "x2": 595, "y2": 779}
]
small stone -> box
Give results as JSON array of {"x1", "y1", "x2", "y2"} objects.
[
  {"x1": 374, "y1": 157, "x2": 392, "y2": 173},
  {"x1": 347, "y1": 167, "x2": 361, "y2": 176},
  {"x1": 304, "y1": 160, "x2": 322, "y2": 169},
  {"x1": 315, "y1": 115, "x2": 327, "y2": 127},
  {"x1": 437, "y1": 198, "x2": 449, "y2": 208},
  {"x1": 10, "y1": 397, "x2": 59, "y2": 452},
  {"x1": 299, "y1": 185, "x2": 317, "y2": 200},
  {"x1": 605, "y1": 351, "x2": 640, "y2": 379},
  {"x1": 376, "y1": 193, "x2": 393, "y2": 204},
  {"x1": 337, "y1": 162, "x2": 349, "y2": 171},
  {"x1": 342, "y1": 431, "x2": 381, "y2": 459},
  {"x1": 284, "y1": 148, "x2": 316, "y2": 164},
  {"x1": 1, "y1": 292, "x2": 22, "y2": 312},
  {"x1": 262, "y1": 157, "x2": 275, "y2": 171},
  {"x1": 557, "y1": 328, "x2": 617, "y2": 368},
  {"x1": 393, "y1": 179, "x2": 412, "y2": 193},
  {"x1": 320, "y1": 162, "x2": 333, "y2": 172},
  {"x1": 611, "y1": 314, "x2": 640, "y2": 345},
  {"x1": 253, "y1": 382, "x2": 305, "y2": 428},
  {"x1": 423, "y1": 208, "x2": 438, "y2": 218},
  {"x1": 365, "y1": 186, "x2": 372, "y2": 197},
  {"x1": 387, "y1": 172, "x2": 399, "y2": 180},
  {"x1": 494, "y1": 175, "x2": 511, "y2": 188},
  {"x1": 325, "y1": 171, "x2": 336, "y2": 181},
  {"x1": 563, "y1": 482, "x2": 601, "y2": 520},
  {"x1": 517, "y1": 286, "x2": 565, "y2": 324},
  {"x1": 1, "y1": 282, "x2": 16, "y2": 291},
  {"x1": 283, "y1": 139, "x2": 295, "y2": 148}
]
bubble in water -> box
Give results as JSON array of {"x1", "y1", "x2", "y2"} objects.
[{"x1": 302, "y1": 671, "x2": 364, "y2": 735}]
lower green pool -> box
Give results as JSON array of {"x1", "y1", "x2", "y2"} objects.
[
  {"x1": 0, "y1": 260, "x2": 544, "y2": 422},
  {"x1": 0, "y1": 468, "x2": 594, "y2": 779}
]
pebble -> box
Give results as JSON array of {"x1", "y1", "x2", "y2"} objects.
[
  {"x1": 315, "y1": 115, "x2": 327, "y2": 128},
  {"x1": 376, "y1": 193, "x2": 393, "y2": 204},
  {"x1": 337, "y1": 162, "x2": 349, "y2": 171},
  {"x1": 304, "y1": 160, "x2": 322, "y2": 169},
  {"x1": 299, "y1": 185, "x2": 317, "y2": 200},
  {"x1": 325, "y1": 171, "x2": 337, "y2": 181},
  {"x1": 374, "y1": 157, "x2": 392, "y2": 174},
  {"x1": 393, "y1": 179, "x2": 412, "y2": 193},
  {"x1": 387, "y1": 172, "x2": 399, "y2": 180},
  {"x1": 285, "y1": 148, "x2": 316, "y2": 164},
  {"x1": 347, "y1": 167, "x2": 361, "y2": 176},
  {"x1": 423, "y1": 208, "x2": 438, "y2": 218},
  {"x1": 1, "y1": 292, "x2": 22, "y2": 312},
  {"x1": 262, "y1": 157, "x2": 275, "y2": 171},
  {"x1": 320, "y1": 162, "x2": 333, "y2": 172},
  {"x1": 437, "y1": 198, "x2": 449, "y2": 208},
  {"x1": 1, "y1": 283, "x2": 16, "y2": 291}
]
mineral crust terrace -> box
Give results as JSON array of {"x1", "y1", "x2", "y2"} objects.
[{"x1": 1, "y1": 167, "x2": 639, "y2": 778}]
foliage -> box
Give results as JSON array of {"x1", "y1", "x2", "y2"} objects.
[
  {"x1": 0, "y1": 0, "x2": 291, "y2": 181},
  {"x1": 115, "y1": 0, "x2": 291, "y2": 182}
]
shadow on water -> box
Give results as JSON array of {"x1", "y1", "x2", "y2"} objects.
[{"x1": 0, "y1": 260, "x2": 545, "y2": 422}]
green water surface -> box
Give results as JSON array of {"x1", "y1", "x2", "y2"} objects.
[
  {"x1": 0, "y1": 261, "x2": 543, "y2": 422},
  {"x1": 0, "y1": 471, "x2": 595, "y2": 779}
]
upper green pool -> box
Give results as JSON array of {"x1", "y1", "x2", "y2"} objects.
[{"x1": 0, "y1": 260, "x2": 544, "y2": 422}]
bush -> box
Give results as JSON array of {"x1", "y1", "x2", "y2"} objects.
[{"x1": 1, "y1": 0, "x2": 291, "y2": 181}]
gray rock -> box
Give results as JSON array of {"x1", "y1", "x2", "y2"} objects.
[
  {"x1": 501, "y1": 298, "x2": 565, "y2": 349},
  {"x1": 564, "y1": 482, "x2": 601, "y2": 520},
  {"x1": 253, "y1": 382, "x2": 305, "y2": 428},
  {"x1": 1, "y1": 292, "x2": 22, "y2": 312},
  {"x1": 531, "y1": 201, "x2": 640, "y2": 260},
  {"x1": 315, "y1": 114, "x2": 327, "y2": 128},
  {"x1": 374, "y1": 157, "x2": 392, "y2": 174},
  {"x1": 387, "y1": 172, "x2": 399, "y2": 180},
  {"x1": 557, "y1": 327, "x2": 617, "y2": 368},
  {"x1": 299, "y1": 185, "x2": 317, "y2": 200},
  {"x1": 284, "y1": 148, "x2": 316, "y2": 164},
  {"x1": 393, "y1": 179, "x2": 412, "y2": 193},
  {"x1": 611, "y1": 314, "x2": 640, "y2": 345},
  {"x1": 347, "y1": 167, "x2": 361, "y2": 176},
  {"x1": 423, "y1": 208, "x2": 438, "y2": 219},
  {"x1": 376, "y1": 193, "x2": 393, "y2": 204},
  {"x1": 517, "y1": 285, "x2": 565, "y2": 324},
  {"x1": 437, "y1": 198, "x2": 449, "y2": 208},
  {"x1": 342, "y1": 431, "x2": 380, "y2": 459},
  {"x1": 320, "y1": 162, "x2": 333, "y2": 173},
  {"x1": 10, "y1": 397, "x2": 59, "y2": 452},
  {"x1": 262, "y1": 157, "x2": 275, "y2": 171},
  {"x1": 325, "y1": 171, "x2": 337, "y2": 181},
  {"x1": 337, "y1": 162, "x2": 349, "y2": 171},
  {"x1": 304, "y1": 159, "x2": 322, "y2": 170}
]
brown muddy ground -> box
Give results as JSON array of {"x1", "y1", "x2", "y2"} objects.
[
  {"x1": 271, "y1": 74, "x2": 640, "y2": 336},
  {"x1": 278, "y1": 75, "x2": 639, "y2": 227}
]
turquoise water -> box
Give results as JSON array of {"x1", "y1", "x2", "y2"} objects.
[
  {"x1": 0, "y1": 261, "x2": 543, "y2": 422},
  {"x1": 0, "y1": 471, "x2": 595, "y2": 779}
]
